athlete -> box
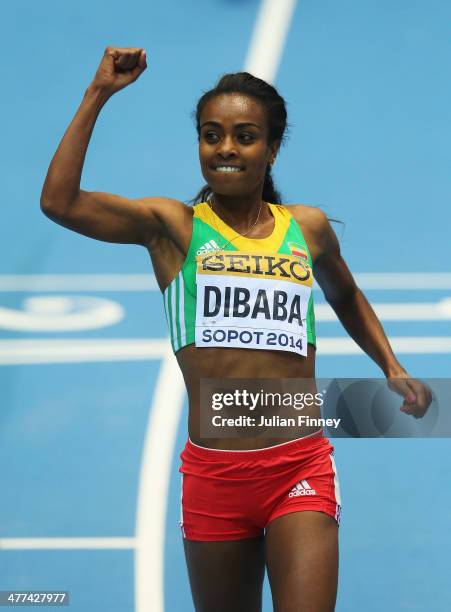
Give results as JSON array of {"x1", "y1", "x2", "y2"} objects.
[{"x1": 40, "y1": 48, "x2": 432, "y2": 612}]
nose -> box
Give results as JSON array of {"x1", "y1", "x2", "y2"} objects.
[{"x1": 216, "y1": 135, "x2": 237, "y2": 158}]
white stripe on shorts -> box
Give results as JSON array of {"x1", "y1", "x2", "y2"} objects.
[
  {"x1": 329, "y1": 453, "x2": 342, "y2": 523},
  {"x1": 179, "y1": 474, "x2": 185, "y2": 538}
]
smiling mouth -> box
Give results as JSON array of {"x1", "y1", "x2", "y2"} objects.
[{"x1": 211, "y1": 165, "x2": 245, "y2": 173}]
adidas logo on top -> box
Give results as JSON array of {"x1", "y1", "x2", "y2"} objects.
[
  {"x1": 196, "y1": 240, "x2": 220, "y2": 255},
  {"x1": 288, "y1": 480, "x2": 316, "y2": 497}
]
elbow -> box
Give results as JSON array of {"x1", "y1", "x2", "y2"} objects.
[
  {"x1": 326, "y1": 284, "x2": 360, "y2": 307},
  {"x1": 40, "y1": 194, "x2": 54, "y2": 217},
  {"x1": 40, "y1": 177, "x2": 56, "y2": 213},
  {"x1": 40, "y1": 195, "x2": 52, "y2": 214},
  {"x1": 40, "y1": 190, "x2": 75, "y2": 219},
  {"x1": 40, "y1": 176, "x2": 80, "y2": 216},
  {"x1": 40, "y1": 183, "x2": 58, "y2": 214},
  {"x1": 40, "y1": 197, "x2": 61, "y2": 220}
]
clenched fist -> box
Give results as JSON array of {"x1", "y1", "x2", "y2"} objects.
[{"x1": 90, "y1": 47, "x2": 147, "y2": 97}]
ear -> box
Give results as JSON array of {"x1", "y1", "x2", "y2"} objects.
[{"x1": 269, "y1": 140, "x2": 281, "y2": 165}]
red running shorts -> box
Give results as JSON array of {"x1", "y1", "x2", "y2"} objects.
[{"x1": 178, "y1": 430, "x2": 341, "y2": 541}]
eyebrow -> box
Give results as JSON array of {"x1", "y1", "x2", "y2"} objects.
[{"x1": 200, "y1": 121, "x2": 261, "y2": 130}]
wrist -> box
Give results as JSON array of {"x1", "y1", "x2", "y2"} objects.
[
  {"x1": 84, "y1": 84, "x2": 111, "y2": 108},
  {"x1": 383, "y1": 361, "x2": 408, "y2": 378}
]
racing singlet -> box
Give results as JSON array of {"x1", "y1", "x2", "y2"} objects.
[{"x1": 163, "y1": 202, "x2": 316, "y2": 356}]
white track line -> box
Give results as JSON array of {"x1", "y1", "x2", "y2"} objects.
[
  {"x1": 244, "y1": 0, "x2": 298, "y2": 82},
  {"x1": 316, "y1": 300, "x2": 451, "y2": 321},
  {"x1": 0, "y1": 275, "x2": 158, "y2": 292},
  {"x1": 353, "y1": 273, "x2": 451, "y2": 290},
  {"x1": 1, "y1": 273, "x2": 451, "y2": 292},
  {"x1": 134, "y1": 347, "x2": 186, "y2": 612},
  {"x1": 0, "y1": 538, "x2": 135, "y2": 550},
  {"x1": 318, "y1": 336, "x2": 451, "y2": 354},
  {"x1": 2, "y1": 336, "x2": 451, "y2": 367},
  {"x1": 0, "y1": 339, "x2": 169, "y2": 365}
]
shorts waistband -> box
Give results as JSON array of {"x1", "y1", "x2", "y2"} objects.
[{"x1": 186, "y1": 429, "x2": 325, "y2": 461}]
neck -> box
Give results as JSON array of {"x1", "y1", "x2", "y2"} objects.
[{"x1": 210, "y1": 191, "x2": 269, "y2": 231}]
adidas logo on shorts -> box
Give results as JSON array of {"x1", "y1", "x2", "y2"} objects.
[
  {"x1": 288, "y1": 480, "x2": 316, "y2": 497},
  {"x1": 196, "y1": 240, "x2": 220, "y2": 255}
]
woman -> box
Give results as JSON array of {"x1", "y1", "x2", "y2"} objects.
[{"x1": 41, "y1": 47, "x2": 431, "y2": 612}]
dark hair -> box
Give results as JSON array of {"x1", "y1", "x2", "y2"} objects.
[{"x1": 190, "y1": 72, "x2": 288, "y2": 204}]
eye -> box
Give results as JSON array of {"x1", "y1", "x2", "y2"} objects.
[
  {"x1": 203, "y1": 131, "x2": 220, "y2": 143},
  {"x1": 238, "y1": 133, "x2": 255, "y2": 143}
]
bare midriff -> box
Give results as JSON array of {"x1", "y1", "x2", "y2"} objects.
[{"x1": 176, "y1": 343, "x2": 320, "y2": 450}]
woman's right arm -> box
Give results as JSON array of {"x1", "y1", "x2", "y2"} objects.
[{"x1": 40, "y1": 47, "x2": 187, "y2": 248}]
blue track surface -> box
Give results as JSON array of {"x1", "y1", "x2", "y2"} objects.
[{"x1": 1, "y1": 1, "x2": 451, "y2": 610}]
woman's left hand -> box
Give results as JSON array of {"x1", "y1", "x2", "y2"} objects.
[{"x1": 387, "y1": 372, "x2": 432, "y2": 419}]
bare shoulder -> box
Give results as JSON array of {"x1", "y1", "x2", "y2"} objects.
[
  {"x1": 138, "y1": 196, "x2": 192, "y2": 220},
  {"x1": 135, "y1": 196, "x2": 193, "y2": 254},
  {"x1": 284, "y1": 203, "x2": 335, "y2": 262},
  {"x1": 141, "y1": 196, "x2": 193, "y2": 238},
  {"x1": 285, "y1": 203, "x2": 328, "y2": 232}
]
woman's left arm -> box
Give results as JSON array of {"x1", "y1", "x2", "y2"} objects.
[{"x1": 300, "y1": 207, "x2": 432, "y2": 418}]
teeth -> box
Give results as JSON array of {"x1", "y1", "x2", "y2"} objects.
[{"x1": 215, "y1": 166, "x2": 243, "y2": 173}]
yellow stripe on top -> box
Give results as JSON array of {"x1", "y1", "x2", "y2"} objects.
[
  {"x1": 194, "y1": 202, "x2": 291, "y2": 253},
  {"x1": 196, "y1": 251, "x2": 313, "y2": 287}
]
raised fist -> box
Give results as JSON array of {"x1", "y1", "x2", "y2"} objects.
[{"x1": 90, "y1": 47, "x2": 147, "y2": 97}]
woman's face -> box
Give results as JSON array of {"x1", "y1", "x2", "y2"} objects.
[{"x1": 198, "y1": 93, "x2": 278, "y2": 198}]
